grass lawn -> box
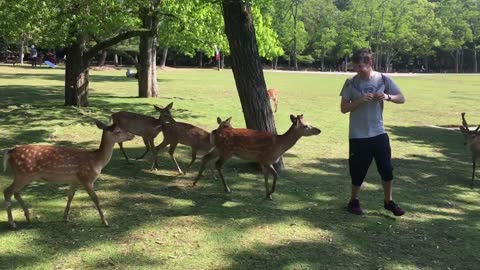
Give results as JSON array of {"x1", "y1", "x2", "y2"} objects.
[{"x1": 0, "y1": 64, "x2": 479, "y2": 270}]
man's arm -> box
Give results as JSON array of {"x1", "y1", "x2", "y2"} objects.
[{"x1": 385, "y1": 93, "x2": 405, "y2": 104}]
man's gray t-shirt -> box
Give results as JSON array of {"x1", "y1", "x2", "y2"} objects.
[{"x1": 340, "y1": 71, "x2": 401, "y2": 139}]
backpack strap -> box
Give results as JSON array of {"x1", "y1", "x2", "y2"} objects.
[{"x1": 381, "y1": 73, "x2": 389, "y2": 93}]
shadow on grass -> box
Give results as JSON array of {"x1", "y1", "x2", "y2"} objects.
[{"x1": 0, "y1": 79, "x2": 479, "y2": 268}]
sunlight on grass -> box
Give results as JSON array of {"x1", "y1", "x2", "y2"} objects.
[{"x1": 1, "y1": 65, "x2": 479, "y2": 269}]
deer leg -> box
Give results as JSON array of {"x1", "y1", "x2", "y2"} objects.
[
  {"x1": 472, "y1": 159, "x2": 476, "y2": 188},
  {"x1": 83, "y1": 183, "x2": 108, "y2": 227},
  {"x1": 262, "y1": 165, "x2": 271, "y2": 199},
  {"x1": 3, "y1": 179, "x2": 28, "y2": 229},
  {"x1": 168, "y1": 142, "x2": 183, "y2": 175},
  {"x1": 267, "y1": 164, "x2": 279, "y2": 199},
  {"x1": 13, "y1": 192, "x2": 30, "y2": 223},
  {"x1": 187, "y1": 148, "x2": 198, "y2": 168},
  {"x1": 154, "y1": 140, "x2": 169, "y2": 170},
  {"x1": 194, "y1": 150, "x2": 218, "y2": 185},
  {"x1": 215, "y1": 157, "x2": 231, "y2": 193},
  {"x1": 118, "y1": 142, "x2": 130, "y2": 163},
  {"x1": 135, "y1": 137, "x2": 151, "y2": 160},
  {"x1": 63, "y1": 184, "x2": 78, "y2": 222},
  {"x1": 147, "y1": 138, "x2": 160, "y2": 169}
]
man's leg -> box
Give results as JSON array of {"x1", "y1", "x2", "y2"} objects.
[
  {"x1": 348, "y1": 138, "x2": 373, "y2": 215},
  {"x1": 373, "y1": 133, "x2": 405, "y2": 216}
]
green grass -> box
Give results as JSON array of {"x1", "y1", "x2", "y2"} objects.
[{"x1": 0, "y1": 64, "x2": 479, "y2": 270}]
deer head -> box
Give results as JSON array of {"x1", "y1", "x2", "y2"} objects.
[
  {"x1": 94, "y1": 119, "x2": 135, "y2": 143},
  {"x1": 460, "y1": 112, "x2": 480, "y2": 146},
  {"x1": 216, "y1": 116, "x2": 233, "y2": 129},
  {"x1": 289, "y1": 114, "x2": 321, "y2": 137},
  {"x1": 154, "y1": 102, "x2": 174, "y2": 124}
]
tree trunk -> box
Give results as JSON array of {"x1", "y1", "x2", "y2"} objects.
[
  {"x1": 114, "y1": 54, "x2": 119, "y2": 66},
  {"x1": 474, "y1": 45, "x2": 478, "y2": 73},
  {"x1": 138, "y1": 33, "x2": 158, "y2": 98},
  {"x1": 344, "y1": 55, "x2": 348, "y2": 72},
  {"x1": 321, "y1": 55, "x2": 325, "y2": 71},
  {"x1": 455, "y1": 49, "x2": 460, "y2": 73},
  {"x1": 273, "y1": 57, "x2": 278, "y2": 70},
  {"x1": 222, "y1": 0, "x2": 283, "y2": 170},
  {"x1": 220, "y1": 53, "x2": 225, "y2": 69},
  {"x1": 65, "y1": 42, "x2": 89, "y2": 107},
  {"x1": 293, "y1": 0, "x2": 299, "y2": 71},
  {"x1": 198, "y1": 51, "x2": 203, "y2": 68},
  {"x1": 160, "y1": 47, "x2": 168, "y2": 68},
  {"x1": 138, "y1": 5, "x2": 159, "y2": 98},
  {"x1": 98, "y1": 50, "x2": 108, "y2": 66},
  {"x1": 19, "y1": 39, "x2": 25, "y2": 65}
]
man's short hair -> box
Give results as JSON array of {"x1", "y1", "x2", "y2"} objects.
[{"x1": 352, "y1": 48, "x2": 373, "y2": 64}]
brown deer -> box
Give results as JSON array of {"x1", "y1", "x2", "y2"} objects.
[
  {"x1": 460, "y1": 112, "x2": 480, "y2": 187},
  {"x1": 194, "y1": 114, "x2": 321, "y2": 199},
  {"x1": 2, "y1": 120, "x2": 134, "y2": 229},
  {"x1": 154, "y1": 103, "x2": 228, "y2": 175},
  {"x1": 111, "y1": 111, "x2": 163, "y2": 169},
  {"x1": 267, "y1": 88, "x2": 279, "y2": 113}
]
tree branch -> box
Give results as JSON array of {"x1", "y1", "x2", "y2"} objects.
[
  {"x1": 84, "y1": 29, "x2": 149, "y2": 60},
  {"x1": 110, "y1": 49, "x2": 140, "y2": 69}
]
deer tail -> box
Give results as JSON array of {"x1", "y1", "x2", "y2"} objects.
[{"x1": 3, "y1": 149, "x2": 12, "y2": 173}]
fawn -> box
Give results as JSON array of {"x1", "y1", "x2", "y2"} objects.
[
  {"x1": 154, "y1": 103, "x2": 221, "y2": 174},
  {"x1": 111, "y1": 111, "x2": 163, "y2": 169},
  {"x1": 267, "y1": 88, "x2": 279, "y2": 113}
]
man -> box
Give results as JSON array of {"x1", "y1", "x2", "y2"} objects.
[
  {"x1": 30, "y1": 45, "x2": 38, "y2": 68},
  {"x1": 340, "y1": 48, "x2": 406, "y2": 216}
]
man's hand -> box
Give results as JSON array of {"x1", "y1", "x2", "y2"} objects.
[
  {"x1": 372, "y1": 93, "x2": 385, "y2": 101},
  {"x1": 360, "y1": 93, "x2": 374, "y2": 103}
]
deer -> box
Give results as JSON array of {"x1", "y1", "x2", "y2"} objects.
[
  {"x1": 460, "y1": 112, "x2": 480, "y2": 188},
  {"x1": 194, "y1": 114, "x2": 321, "y2": 200},
  {"x1": 153, "y1": 103, "x2": 232, "y2": 175},
  {"x1": 111, "y1": 111, "x2": 163, "y2": 169},
  {"x1": 2, "y1": 120, "x2": 134, "y2": 229},
  {"x1": 267, "y1": 88, "x2": 279, "y2": 113}
]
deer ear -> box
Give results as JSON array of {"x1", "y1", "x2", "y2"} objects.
[
  {"x1": 166, "y1": 102, "x2": 173, "y2": 110},
  {"x1": 217, "y1": 117, "x2": 222, "y2": 124},
  {"x1": 226, "y1": 117, "x2": 232, "y2": 123},
  {"x1": 94, "y1": 119, "x2": 108, "y2": 130},
  {"x1": 290, "y1": 114, "x2": 296, "y2": 123},
  {"x1": 154, "y1": 105, "x2": 161, "y2": 111}
]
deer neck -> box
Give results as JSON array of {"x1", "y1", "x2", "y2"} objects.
[
  {"x1": 94, "y1": 132, "x2": 116, "y2": 168},
  {"x1": 275, "y1": 126, "x2": 301, "y2": 156}
]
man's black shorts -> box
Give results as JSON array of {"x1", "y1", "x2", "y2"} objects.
[{"x1": 349, "y1": 133, "x2": 393, "y2": 186}]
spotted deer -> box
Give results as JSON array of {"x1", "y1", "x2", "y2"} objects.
[
  {"x1": 460, "y1": 112, "x2": 480, "y2": 187},
  {"x1": 154, "y1": 103, "x2": 231, "y2": 175},
  {"x1": 267, "y1": 88, "x2": 279, "y2": 113},
  {"x1": 111, "y1": 111, "x2": 163, "y2": 169},
  {"x1": 2, "y1": 120, "x2": 134, "y2": 229},
  {"x1": 194, "y1": 115, "x2": 321, "y2": 199}
]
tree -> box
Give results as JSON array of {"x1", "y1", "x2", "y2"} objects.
[
  {"x1": 465, "y1": 0, "x2": 480, "y2": 72},
  {"x1": 0, "y1": 0, "x2": 47, "y2": 64},
  {"x1": 436, "y1": 0, "x2": 473, "y2": 73},
  {"x1": 138, "y1": 0, "x2": 162, "y2": 98},
  {"x1": 221, "y1": 0, "x2": 282, "y2": 169},
  {"x1": 271, "y1": 0, "x2": 308, "y2": 69},
  {"x1": 301, "y1": 0, "x2": 339, "y2": 70}
]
